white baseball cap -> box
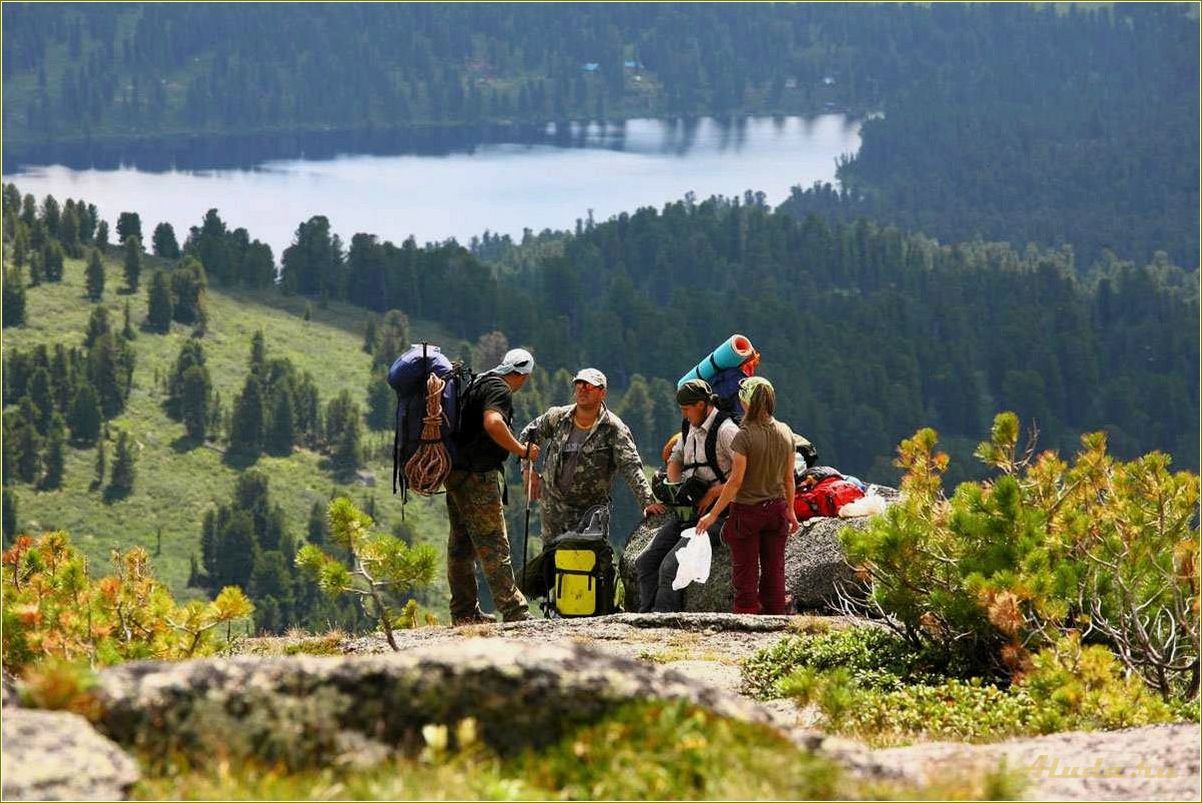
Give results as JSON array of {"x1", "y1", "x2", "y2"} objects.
[
  {"x1": 497, "y1": 348, "x2": 535, "y2": 376},
  {"x1": 573, "y1": 367, "x2": 607, "y2": 389}
]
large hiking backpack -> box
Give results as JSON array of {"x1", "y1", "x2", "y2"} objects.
[
  {"x1": 679, "y1": 408, "x2": 737, "y2": 483},
  {"x1": 795, "y1": 473, "x2": 865, "y2": 520},
  {"x1": 541, "y1": 506, "x2": 618, "y2": 618},
  {"x1": 387, "y1": 343, "x2": 474, "y2": 501}
]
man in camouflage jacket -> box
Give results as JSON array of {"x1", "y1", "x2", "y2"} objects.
[{"x1": 519, "y1": 368, "x2": 665, "y2": 549}]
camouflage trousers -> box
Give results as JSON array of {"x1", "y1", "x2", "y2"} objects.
[
  {"x1": 445, "y1": 469, "x2": 528, "y2": 621},
  {"x1": 540, "y1": 496, "x2": 607, "y2": 545}
]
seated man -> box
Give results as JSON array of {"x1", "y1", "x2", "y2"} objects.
[{"x1": 634, "y1": 379, "x2": 738, "y2": 613}]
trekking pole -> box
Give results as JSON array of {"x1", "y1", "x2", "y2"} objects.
[{"x1": 522, "y1": 443, "x2": 533, "y2": 589}]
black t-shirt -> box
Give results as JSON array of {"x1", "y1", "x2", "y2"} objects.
[{"x1": 455, "y1": 374, "x2": 514, "y2": 472}]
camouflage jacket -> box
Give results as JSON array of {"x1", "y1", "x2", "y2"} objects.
[{"x1": 519, "y1": 404, "x2": 656, "y2": 511}]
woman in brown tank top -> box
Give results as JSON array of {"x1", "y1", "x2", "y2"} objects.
[{"x1": 696, "y1": 378, "x2": 800, "y2": 614}]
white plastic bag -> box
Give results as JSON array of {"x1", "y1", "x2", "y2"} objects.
[
  {"x1": 672, "y1": 527, "x2": 712, "y2": 590},
  {"x1": 838, "y1": 494, "x2": 887, "y2": 518}
]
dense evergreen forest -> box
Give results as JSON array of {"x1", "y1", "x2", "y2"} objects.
[
  {"x1": 279, "y1": 196, "x2": 1202, "y2": 483},
  {"x1": 4, "y1": 4, "x2": 1197, "y2": 267}
]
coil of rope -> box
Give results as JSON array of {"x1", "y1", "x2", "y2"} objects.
[{"x1": 404, "y1": 373, "x2": 452, "y2": 495}]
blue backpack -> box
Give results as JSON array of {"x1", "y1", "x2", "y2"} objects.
[
  {"x1": 388, "y1": 343, "x2": 474, "y2": 502},
  {"x1": 708, "y1": 365, "x2": 748, "y2": 416}
]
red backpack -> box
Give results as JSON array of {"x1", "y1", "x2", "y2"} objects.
[{"x1": 795, "y1": 476, "x2": 865, "y2": 520}]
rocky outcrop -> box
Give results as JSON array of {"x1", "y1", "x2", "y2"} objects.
[
  {"x1": 1, "y1": 709, "x2": 141, "y2": 801},
  {"x1": 620, "y1": 485, "x2": 898, "y2": 614},
  {"x1": 873, "y1": 723, "x2": 1202, "y2": 801},
  {"x1": 91, "y1": 638, "x2": 794, "y2": 767}
]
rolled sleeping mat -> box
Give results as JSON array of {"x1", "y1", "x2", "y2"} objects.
[{"x1": 677, "y1": 334, "x2": 755, "y2": 388}]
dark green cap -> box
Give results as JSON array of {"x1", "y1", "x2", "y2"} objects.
[{"x1": 676, "y1": 379, "x2": 715, "y2": 406}]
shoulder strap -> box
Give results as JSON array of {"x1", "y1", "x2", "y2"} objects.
[{"x1": 704, "y1": 411, "x2": 732, "y2": 483}]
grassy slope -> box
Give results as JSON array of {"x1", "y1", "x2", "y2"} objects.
[{"x1": 3, "y1": 249, "x2": 455, "y2": 608}]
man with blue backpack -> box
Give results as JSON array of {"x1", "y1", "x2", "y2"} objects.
[
  {"x1": 445, "y1": 348, "x2": 541, "y2": 625},
  {"x1": 635, "y1": 378, "x2": 739, "y2": 612}
]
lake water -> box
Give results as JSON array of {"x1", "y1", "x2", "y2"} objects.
[{"x1": 3, "y1": 115, "x2": 860, "y2": 258}]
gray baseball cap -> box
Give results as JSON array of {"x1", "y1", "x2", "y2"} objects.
[{"x1": 573, "y1": 367, "x2": 607, "y2": 389}]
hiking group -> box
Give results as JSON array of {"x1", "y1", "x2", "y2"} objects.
[{"x1": 389, "y1": 335, "x2": 867, "y2": 625}]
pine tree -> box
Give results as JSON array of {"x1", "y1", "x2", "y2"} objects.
[
  {"x1": 248, "y1": 329, "x2": 267, "y2": 374},
  {"x1": 2, "y1": 489, "x2": 17, "y2": 547},
  {"x1": 2, "y1": 266, "x2": 27, "y2": 327},
  {"x1": 266, "y1": 388, "x2": 296, "y2": 456},
  {"x1": 40, "y1": 413, "x2": 66, "y2": 489},
  {"x1": 362, "y1": 315, "x2": 379, "y2": 354},
  {"x1": 28, "y1": 369, "x2": 55, "y2": 435},
  {"x1": 170, "y1": 256, "x2": 207, "y2": 325},
  {"x1": 365, "y1": 367, "x2": 394, "y2": 431},
  {"x1": 229, "y1": 375, "x2": 265, "y2": 455},
  {"x1": 59, "y1": 204, "x2": 82, "y2": 257},
  {"x1": 121, "y1": 301, "x2": 136, "y2": 340},
  {"x1": 167, "y1": 339, "x2": 206, "y2": 418},
  {"x1": 93, "y1": 437, "x2": 107, "y2": 489},
  {"x1": 12, "y1": 225, "x2": 29, "y2": 268},
  {"x1": 180, "y1": 365, "x2": 212, "y2": 440},
  {"x1": 152, "y1": 221, "x2": 181, "y2": 259},
  {"x1": 214, "y1": 510, "x2": 257, "y2": 589},
  {"x1": 42, "y1": 242, "x2": 65, "y2": 282},
  {"x1": 186, "y1": 553, "x2": 203, "y2": 588},
  {"x1": 95, "y1": 219, "x2": 109, "y2": 250},
  {"x1": 116, "y1": 211, "x2": 141, "y2": 243},
  {"x1": 146, "y1": 270, "x2": 173, "y2": 333},
  {"x1": 14, "y1": 420, "x2": 43, "y2": 484},
  {"x1": 107, "y1": 429, "x2": 136, "y2": 497},
  {"x1": 307, "y1": 500, "x2": 328, "y2": 545},
  {"x1": 88, "y1": 333, "x2": 133, "y2": 418},
  {"x1": 84, "y1": 305, "x2": 111, "y2": 348},
  {"x1": 85, "y1": 248, "x2": 105, "y2": 301},
  {"x1": 27, "y1": 250, "x2": 43, "y2": 286},
  {"x1": 40, "y1": 194, "x2": 60, "y2": 237},
  {"x1": 2, "y1": 416, "x2": 18, "y2": 486},
  {"x1": 68, "y1": 382, "x2": 103, "y2": 445},
  {"x1": 123, "y1": 235, "x2": 143, "y2": 292},
  {"x1": 332, "y1": 409, "x2": 363, "y2": 471},
  {"x1": 302, "y1": 302, "x2": 312, "y2": 322}
]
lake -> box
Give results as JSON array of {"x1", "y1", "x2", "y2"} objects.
[{"x1": 3, "y1": 115, "x2": 861, "y2": 258}]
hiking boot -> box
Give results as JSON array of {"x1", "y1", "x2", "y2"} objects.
[
  {"x1": 451, "y1": 611, "x2": 496, "y2": 626},
  {"x1": 502, "y1": 609, "x2": 534, "y2": 623}
]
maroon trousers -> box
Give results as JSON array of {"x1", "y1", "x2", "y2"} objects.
[{"x1": 721, "y1": 499, "x2": 789, "y2": 615}]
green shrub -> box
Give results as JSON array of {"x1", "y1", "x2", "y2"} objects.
[
  {"x1": 740, "y1": 626, "x2": 930, "y2": 700},
  {"x1": 296, "y1": 498, "x2": 437, "y2": 651},
  {"x1": 774, "y1": 633, "x2": 1180, "y2": 746},
  {"x1": 2, "y1": 531, "x2": 253, "y2": 672},
  {"x1": 839, "y1": 413, "x2": 1200, "y2": 699}
]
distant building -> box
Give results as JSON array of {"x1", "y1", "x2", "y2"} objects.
[{"x1": 582, "y1": 62, "x2": 600, "y2": 72}]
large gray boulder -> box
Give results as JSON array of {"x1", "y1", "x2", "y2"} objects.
[
  {"x1": 1, "y1": 709, "x2": 141, "y2": 801},
  {"x1": 91, "y1": 638, "x2": 779, "y2": 767},
  {"x1": 620, "y1": 485, "x2": 898, "y2": 613}
]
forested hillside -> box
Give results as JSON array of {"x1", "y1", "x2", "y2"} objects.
[
  {"x1": 778, "y1": 4, "x2": 1199, "y2": 269},
  {"x1": 4, "y1": 4, "x2": 1196, "y2": 267},
  {"x1": 294, "y1": 196, "x2": 1202, "y2": 484}
]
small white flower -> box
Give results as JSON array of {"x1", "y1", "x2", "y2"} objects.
[{"x1": 422, "y1": 723, "x2": 448, "y2": 752}]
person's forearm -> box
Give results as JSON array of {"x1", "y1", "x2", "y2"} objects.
[
  {"x1": 484, "y1": 415, "x2": 526, "y2": 457},
  {"x1": 707, "y1": 478, "x2": 741, "y2": 520},
  {"x1": 667, "y1": 460, "x2": 682, "y2": 482}
]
